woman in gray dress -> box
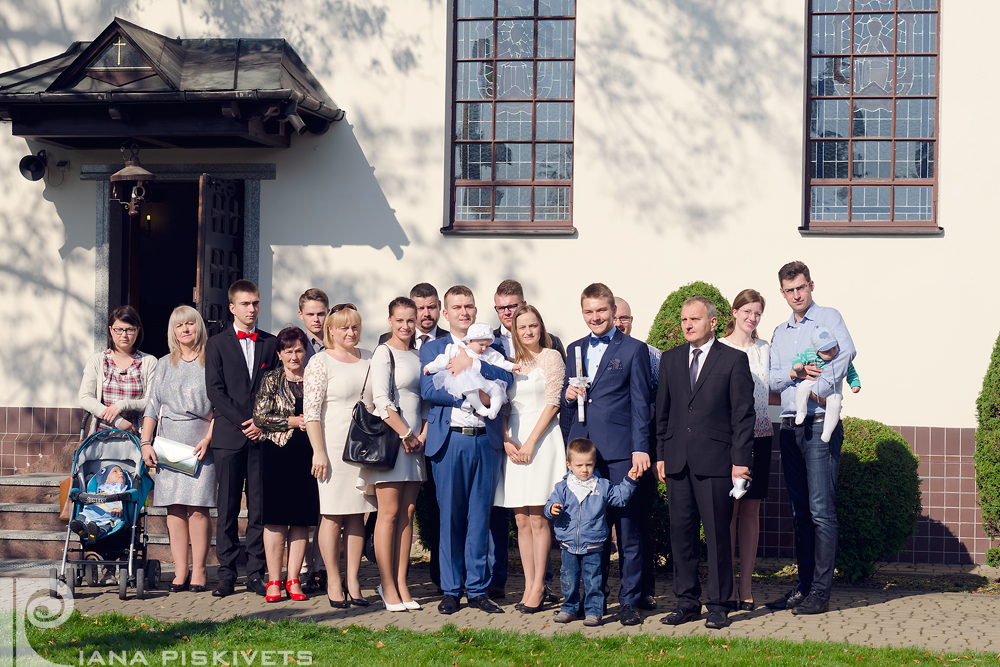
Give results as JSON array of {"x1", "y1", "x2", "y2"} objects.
[{"x1": 140, "y1": 306, "x2": 217, "y2": 593}]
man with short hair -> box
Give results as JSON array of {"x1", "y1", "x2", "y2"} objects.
[
  {"x1": 614, "y1": 296, "x2": 660, "y2": 611},
  {"x1": 655, "y1": 297, "x2": 755, "y2": 630},
  {"x1": 563, "y1": 283, "x2": 651, "y2": 626},
  {"x1": 380, "y1": 283, "x2": 449, "y2": 348},
  {"x1": 766, "y1": 261, "x2": 855, "y2": 616},
  {"x1": 421, "y1": 286, "x2": 513, "y2": 615},
  {"x1": 205, "y1": 280, "x2": 278, "y2": 598},
  {"x1": 297, "y1": 288, "x2": 329, "y2": 365}
]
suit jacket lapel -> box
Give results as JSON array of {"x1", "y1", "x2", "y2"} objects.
[
  {"x1": 689, "y1": 340, "x2": 721, "y2": 401},
  {"x1": 250, "y1": 336, "x2": 265, "y2": 387},
  {"x1": 590, "y1": 333, "x2": 621, "y2": 389},
  {"x1": 225, "y1": 327, "x2": 252, "y2": 390}
]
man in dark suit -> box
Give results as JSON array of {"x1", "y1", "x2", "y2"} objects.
[
  {"x1": 487, "y1": 279, "x2": 565, "y2": 601},
  {"x1": 421, "y1": 285, "x2": 512, "y2": 615},
  {"x1": 563, "y1": 283, "x2": 651, "y2": 626},
  {"x1": 205, "y1": 279, "x2": 278, "y2": 598},
  {"x1": 654, "y1": 296, "x2": 754, "y2": 630},
  {"x1": 298, "y1": 287, "x2": 329, "y2": 365},
  {"x1": 378, "y1": 282, "x2": 449, "y2": 594}
]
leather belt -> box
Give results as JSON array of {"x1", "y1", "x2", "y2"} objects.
[
  {"x1": 450, "y1": 426, "x2": 487, "y2": 436},
  {"x1": 781, "y1": 415, "x2": 824, "y2": 427}
]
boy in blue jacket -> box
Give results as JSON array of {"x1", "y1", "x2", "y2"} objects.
[{"x1": 545, "y1": 438, "x2": 638, "y2": 626}]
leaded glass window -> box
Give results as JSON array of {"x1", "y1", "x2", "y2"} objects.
[
  {"x1": 449, "y1": 0, "x2": 575, "y2": 230},
  {"x1": 806, "y1": 0, "x2": 939, "y2": 229}
]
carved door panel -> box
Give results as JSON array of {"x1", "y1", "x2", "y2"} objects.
[{"x1": 196, "y1": 175, "x2": 244, "y2": 337}]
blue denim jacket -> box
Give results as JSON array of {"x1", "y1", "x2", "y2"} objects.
[{"x1": 544, "y1": 469, "x2": 637, "y2": 555}]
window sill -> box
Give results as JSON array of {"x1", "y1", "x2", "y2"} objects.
[
  {"x1": 799, "y1": 225, "x2": 943, "y2": 237},
  {"x1": 441, "y1": 225, "x2": 577, "y2": 236}
]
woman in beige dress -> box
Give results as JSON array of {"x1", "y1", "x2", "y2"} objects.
[{"x1": 304, "y1": 303, "x2": 376, "y2": 608}]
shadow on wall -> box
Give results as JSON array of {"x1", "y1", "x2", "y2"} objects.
[
  {"x1": 579, "y1": 0, "x2": 802, "y2": 238},
  {"x1": 892, "y1": 516, "x2": 976, "y2": 566}
]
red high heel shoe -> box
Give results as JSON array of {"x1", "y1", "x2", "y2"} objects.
[
  {"x1": 286, "y1": 579, "x2": 307, "y2": 601},
  {"x1": 265, "y1": 580, "x2": 283, "y2": 603}
]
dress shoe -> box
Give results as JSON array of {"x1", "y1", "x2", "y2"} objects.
[
  {"x1": 487, "y1": 586, "x2": 506, "y2": 600},
  {"x1": 637, "y1": 595, "x2": 657, "y2": 611},
  {"x1": 402, "y1": 599, "x2": 422, "y2": 610},
  {"x1": 377, "y1": 584, "x2": 407, "y2": 612},
  {"x1": 704, "y1": 610, "x2": 729, "y2": 629},
  {"x1": 518, "y1": 601, "x2": 545, "y2": 614},
  {"x1": 328, "y1": 593, "x2": 350, "y2": 609},
  {"x1": 285, "y1": 579, "x2": 307, "y2": 601},
  {"x1": 661, "y1": 607, "x2": 701, "y2": 625},
  {"x1": 619, "y1": 604, "x2": 642, "y2": 626},
  {"x1": 246, "y1": 578, "x2": 268, "y2": 597},
  {"x1": 791, "y1": 592, "x2": 830, "y2": 615},
  {"x1": 212, "y1": 581, "x2": 235, "y2": 598},
  {"x1": 739, "y1": 600, "x2": 755, "y2": 611},
  {"x1": 438, "y1": 594, "x2": 461, "y2": 614},
  {"x1": 468, "y1": 594, "x2": 504, "y2": 614},
  {"x1": 189, "y1": 584, "x2": 207, "y2": 593},
  {"x1": 168, "y1": 579, "x2": 189, "y2": 593},
  {"x1": 347, "y1": 592, "x2": 369, "y2": 607},
  {"x1": 766, "y1": 589, "x2": 807, "y2": 610},
  {"x1": 265, "y1": 580, "x2": 283, "y2": 603}
]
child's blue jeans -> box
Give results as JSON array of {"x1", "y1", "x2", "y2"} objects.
[{"x1": 559, "y1": 549, "x2": 603, "y2": 618}]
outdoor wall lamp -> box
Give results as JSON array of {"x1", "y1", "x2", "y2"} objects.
[
  {"x1": 110, "y1": 141, "x2": 156, "y2": 217},
  {"x1": 18, "y1": 150, "x2": 47, "y2": 181}
]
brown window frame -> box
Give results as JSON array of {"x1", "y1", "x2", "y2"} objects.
[
  {"x1": 802, "y1": 1, "x2": 941, "y2": 235},
  {"x1": 442, "y1": 0, "x2": 577, "y2": 235}
]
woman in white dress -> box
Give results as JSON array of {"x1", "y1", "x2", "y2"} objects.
[
  {"x1": 363, "y1": 296, "x2": 427, "y2": 612},
  {"x1": 304, "y1": 303, "x2": 376, "y2": 608},
  {"x1": 495, "y1": 305, "x2": 566, "y2": 613},
  {"x1": 719, "y1": 289, "x2": 774, "y2": 610}
]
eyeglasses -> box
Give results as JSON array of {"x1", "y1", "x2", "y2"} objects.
[
  {"x1": 330, "y1": 303, "x2": 357, "y2": 314},
  {"x1": 781, "y1": 283, "x2": 811, "y2": 296},
  {"x1": 613, "y1": 316, "x2": 633, "y2": 324},
  {"x1": 494, "y1": 304, "x2": 521, "y2": 314},
  {"x1": 111, "y1": 327, "x2": 138, "y2": 336}
]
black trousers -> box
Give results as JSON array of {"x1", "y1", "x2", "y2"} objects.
[
  {"x1": 664, "y1": 466, "x2": 733, "y2": 613},
  {"x1": 214, "y1": 441, "x2": 265, "y2": 583}
]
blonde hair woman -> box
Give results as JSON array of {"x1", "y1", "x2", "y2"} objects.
[
  {"x1": 141, "y1": 306, "x2": 216, "y2": 593},
  {"x1": 304, "y1": 304, "x2": 377, "y2": 608}
]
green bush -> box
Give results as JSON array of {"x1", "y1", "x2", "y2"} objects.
[
  {"x1": 646, "y1": 281, "x2": 732, "y2": 352},
  {"x1": 835, "y1": 417, "x2": 922, "y2": 582},
  {"x1": 975, "y1": 330, "x2": 1000, "y2": 557}
]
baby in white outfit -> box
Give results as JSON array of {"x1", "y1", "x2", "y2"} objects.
[{"x1": 423, "y1": 322, "x2": 517, "y2": 420}]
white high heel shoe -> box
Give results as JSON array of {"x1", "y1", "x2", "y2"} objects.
[
  {"x1": 402, "y1": 599, "x2": 421, "y2": 610},
  {"x1": 377, "y1": 585, "x2": 407, "y2": 612}
]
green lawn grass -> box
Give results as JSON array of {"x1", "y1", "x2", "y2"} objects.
[{"x1": 23, "y1": 611, "x2": 994, "y2": 667}]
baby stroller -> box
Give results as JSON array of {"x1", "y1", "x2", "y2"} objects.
[{"x1": 49, "y1": 428, "x2": 160, "y2": 600}]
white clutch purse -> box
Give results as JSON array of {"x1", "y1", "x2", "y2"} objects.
[{"x1": 152, "y1": 436, "x2": 201, "y2": 477}]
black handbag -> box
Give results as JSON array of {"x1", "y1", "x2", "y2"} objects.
[{"x1": 343, "y1": 346, "x2": 400, "y2": 471}]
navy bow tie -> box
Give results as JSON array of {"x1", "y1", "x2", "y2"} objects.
[{"x1": 589, "y1": 335, "x2": 611, "y2": 347}]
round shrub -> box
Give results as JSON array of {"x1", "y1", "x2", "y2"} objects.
[
  {"x1": 835, "y1": 417, "x2": 922, "y2": 581},
  {"x1": 975, "y1": 330, "x2": 1000, "y2": 566},
  {"x1": 646, "y1": 281, "x2": 732, "y2": 352}
]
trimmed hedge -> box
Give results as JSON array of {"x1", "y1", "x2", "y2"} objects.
[
  {"x1": 646, "y1": 281, "x2": 731, "y2": 352},
  {"x1": 835, "y1": 417, "x2": 922, "y2": 581},
  {"x1": 975, "y1": 330, "x2": 1000, "y2": 567}
]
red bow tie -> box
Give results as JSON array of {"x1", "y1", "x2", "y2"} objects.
[{"x1": 237, "y1": 330, "x2": 258, "y2": 341}]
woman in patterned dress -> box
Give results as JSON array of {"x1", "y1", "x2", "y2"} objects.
[
  {"x1": 494, "y1": 305, "x2": 566, "y2": 614},
  {"x1": 140, "y1": 306, "x2": 216, "y2": 593},
  {"x1": 304, "y1": 304, "x2": 377, "y2": 608},
  {"x1": 79, "y1": 305, "x2": 157, "y2": 436},
  {"x1": 719, "y1": 289, "x2": 774, "y2": 610}
]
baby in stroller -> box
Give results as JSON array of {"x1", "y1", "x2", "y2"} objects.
[{"x1": 70, "y1": 464, "x2": 130, "y2": 545}]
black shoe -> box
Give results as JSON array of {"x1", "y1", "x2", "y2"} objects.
[
  {"x1": 347, "y1": 592, "x2": 369, "y2": 607},
  {"x1": 85, "y1": 521, "x2": 102, "y2": 544},
  {"x1": 468, "y1": 594, "x2": 504, "y2": 614},
  {"x1": 766, "y1": 589, "x2": 807, "y2": 611},
  {"x1": 791, "y1": 592, "x2": 830, "y2": 615},
  {"x1": 543, "y1": 585, "x2": 560, "y2": 603},
  {"x1": 212, "y1": 580, "x2": 235, "y2": 598},
  {"x1": 518, "y1": 602, "x2": 545, "y2": 614},
  {"x1": 438, "y1": 594, "x2": 461, "y2": 614},
  {"x1": 739, "y1": 600, "x2": 755, "y2": 611},
  {"x1": 168, "y1": 579, "x2": 190, "y2": 593},
  {"x1": 70, "y1": 519, "x2": 87, "y2": 540},
  {"x1": 487, "y1": 586, "x2": 506, "y2": 600},
  {"x1": 619, "y1": 604, "x2": 642, "y2": 626},
  {"x1": 661, "y1": 606, "x2": 701, "y2": 625},
  {"x1": 328, "y1": 593, "x2": 350, "y2": 609},
  {"x1": 189, "y1": 584, "x2": 207, "y2": 593},
  {"x1": 246, "y1": 577, "x2": 267, "y2": 596},
  {"x1": 637, "y1": 595, "x2": 657, "y2": 611},
  {"x1": 704, "y1": 610, "x2": 729, "y2": 629}
]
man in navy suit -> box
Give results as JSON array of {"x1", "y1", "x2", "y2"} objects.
[
  {"x1": 420, "y1": 285, "x2": 513, "y2": 615},
  {"x1": 563, "y1": 283, "x2": 651, "y2": 626},
  {"x1": 655, "y1": 297, "x2": 754, "y2": 630},
  {"x1": 205, "y1": 280, "x2": 277, "y2": 598}
]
